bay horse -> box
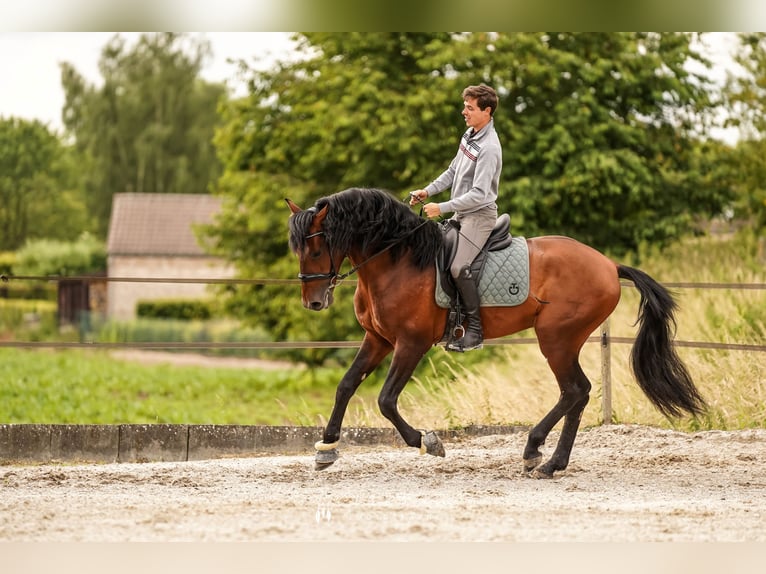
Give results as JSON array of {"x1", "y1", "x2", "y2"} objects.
[{"x1": 286, "y1": 187, "x2": 706, "y2": 477}]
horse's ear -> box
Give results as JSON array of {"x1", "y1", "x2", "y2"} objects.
[
  {"x1": 313, "y1": 205, "x2": 328, "y2": 226},
  {"x1": 285, "y1": 198, "x2": 302, "y2": 214}
]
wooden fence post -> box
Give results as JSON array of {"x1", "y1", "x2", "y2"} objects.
[{"x1": 600, "y1": 318, "x2": 612, "y2": 425}]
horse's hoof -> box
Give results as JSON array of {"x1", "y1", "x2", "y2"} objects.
[
  {"x1": 530, "y1": 467, "x2": 555, "y2": 479},
  {"x1": 522, "y1": 455, "x2": 542, "y2": 473},
  {"x1": 314, "y1": 448, "x2": 339, "y2": 470},
  {"x1": 421, "y1": 431, "x2": 446, "y2": 457}
]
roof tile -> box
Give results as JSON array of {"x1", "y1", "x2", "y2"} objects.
[{"x1": 107, "y1": 193, "x2": 222, "y2": 256}]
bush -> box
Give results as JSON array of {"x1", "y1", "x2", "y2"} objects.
[
  {"x1": 136, "y1": 299, "x2": 214, "y2": 320},
  {"x1": 0, "y1": 299, "x2": 58, "y2": 340},
  {"x1": 1, "y1": 251, "x2": 57, "y2": 300},
  {"x1": 0, "y1": 251, "x2": 15, "y2": 276},
  {"x1": 94, "y1": 317, "x2": 279, "y2": 360},
  {"x1": 14, "y1": 233, "x2": 106, "y2": 277}
]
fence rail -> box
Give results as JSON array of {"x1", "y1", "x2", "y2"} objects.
[
  {"x1": 2, "y1": 273, "x2": 764, "y2": 426},
  {"x1": 1, "y1": 336, "x2": 764, "y2": 353},
  {"x1": 5, "y1": 273, "x2": 766, "y2": 290},
  {"x1": 2, "y1": 274, "x2": 302, "y2": 285}
]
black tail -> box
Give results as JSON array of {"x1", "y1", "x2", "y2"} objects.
[{"x1": 617, "y1": 265, "x2": 707, "y2": 418}]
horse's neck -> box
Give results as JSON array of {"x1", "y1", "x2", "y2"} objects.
[{"x1": 351, "y1": 254, "x2": 433, "y2": 296}]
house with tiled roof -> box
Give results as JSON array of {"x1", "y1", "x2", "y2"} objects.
[{"x1": 106, "y1": 193, "x2": 234, "y2": 320}]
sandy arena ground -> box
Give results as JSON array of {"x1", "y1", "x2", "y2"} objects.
[{"x1": 1, "y1": 424, "x2": 765, "y2": 542}]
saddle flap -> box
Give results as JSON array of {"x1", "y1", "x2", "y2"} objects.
[{"x1": 438, "y1": 214, "x2": 512, "y2": 272}]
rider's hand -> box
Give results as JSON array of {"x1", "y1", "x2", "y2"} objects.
[
  {"x1": 408, "y1": 190, "x2": 427, "y2": 206},
  {"x1": 423, "y1": 203, "x2": 441, "y2": 218}
]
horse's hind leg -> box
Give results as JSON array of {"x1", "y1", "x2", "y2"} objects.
[
  {"x1": 523, "y1": 344, "x2": 592, "y2": 478},
  {"x1": 521, "y1": 241, "x2": 619, "y2": 477},
  {"x1": 530, "y1": 362, "x2": 591, "y2": 478}
]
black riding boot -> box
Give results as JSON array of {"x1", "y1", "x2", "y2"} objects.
[{"x1": 448, "y1": 265, "x2": 484, "y2": 352}]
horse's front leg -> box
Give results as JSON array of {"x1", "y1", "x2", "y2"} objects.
[
  {"x1": 314, "y1": 333, "x2": 392, "y2": 469},
  {"x1": 377, "y1": 341, "x2": 445, "y2": 458}
]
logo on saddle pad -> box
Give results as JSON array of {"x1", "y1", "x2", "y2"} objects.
[{"x1": 435, "y1": 236, "x2": 530, "y2": 308}]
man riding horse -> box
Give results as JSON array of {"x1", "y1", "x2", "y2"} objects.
[{"x1": 409, "y1": 84, "x2": 502, "y2": 352}]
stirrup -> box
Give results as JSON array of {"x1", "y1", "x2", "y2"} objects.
[
  {"x1": 447, "y1": 341, "x2": 484, "y2": 352},
  {"x1": 447, "y1": 333, "x2": 483, "y2": 352}
]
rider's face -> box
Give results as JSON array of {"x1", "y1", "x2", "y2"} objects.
[{"x1": 462, "y1": 97, "x2": 491, "y2": 132}]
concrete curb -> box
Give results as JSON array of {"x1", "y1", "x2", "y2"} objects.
[{"x1": 0, "y1": 424, "x2": 529, "y2": 464}]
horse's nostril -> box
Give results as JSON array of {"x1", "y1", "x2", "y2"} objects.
[{"x1": 309, "y1": 301, "x2": 324, "y2": 311}]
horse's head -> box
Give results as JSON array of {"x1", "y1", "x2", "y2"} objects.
[{"x1": 286, "y1": 198, "x2": 343, "y2": 311}]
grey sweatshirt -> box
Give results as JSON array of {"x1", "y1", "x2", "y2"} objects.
[{"x1": 424, "y1": 119, "x2": 502, "y2": 215}]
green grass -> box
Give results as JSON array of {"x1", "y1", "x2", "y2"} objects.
[{"x1": 0, "y1": 348, "x2": 383, "y2": 426}]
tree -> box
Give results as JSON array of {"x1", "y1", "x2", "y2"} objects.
[
  {"x1": 207, "y1": 32, "x2": 731, "y2": 344},
  {"x1": 431, "y1": 33, "x2": 727, "y2": 249},
  {"x1": 723, "y1": 33, "x2": 766, "y2": 231},
  {"x1": 0, "y1": 117, "x2": 86, "y2": 251},
  {"x1": 216, "y1": 33, "x2": 457, "y2": 199},
  {"x1": 208, "y1": 33, "x2": 459, "y2": 346},
  {"x1": 61, "y1": 33, "x2": 226, "y2": 236}
]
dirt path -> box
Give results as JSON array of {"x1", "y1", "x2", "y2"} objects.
[
  {"x1": 109, "y1": 349, "x2": 301, "y2": 371},
  {"x1": 1, "y1": 424, "x2": 764, "y2": 542}
]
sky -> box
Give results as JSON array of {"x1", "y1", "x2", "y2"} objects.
[
  {"x1": 0, "y1": 32, "x2": 297, "y2": 134},
  {"x1": 0, "y1": 32, "x2": 745, "y2": 143}
]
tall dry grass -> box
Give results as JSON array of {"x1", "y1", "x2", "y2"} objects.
[{"x1": 340, "y1": 231, "x2": 766, "y2": 431}]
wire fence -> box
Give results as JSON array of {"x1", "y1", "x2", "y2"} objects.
[{"x1": 2, "y1": 273, "x2": 765, "y2": 355}]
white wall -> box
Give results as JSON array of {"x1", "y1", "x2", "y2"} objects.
[{"x1": 107, "y1": 255, "x2": 235, "y2": 321}]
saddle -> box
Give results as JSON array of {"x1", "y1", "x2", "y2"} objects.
[
  {"x1": 436, "y1": 214, "x2": 513, "y2": 347},
  {"x1": 437, "y1": 214, "x2": 512, "y2": 298}
]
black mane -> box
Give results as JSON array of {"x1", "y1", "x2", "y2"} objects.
[{"x1": 288, "y1": 188, "x2": 443, "y2": 270}]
